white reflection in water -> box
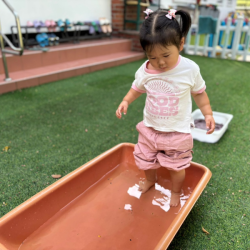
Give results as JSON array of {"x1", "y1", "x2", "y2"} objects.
[
  {"x1": 124, "y1": 204, "x2": 132, "y2": 210},
  {"x1": 127, "y1": 183, "x2": 190, "y2": 213},
  {"x1": 127, "y1": 184, "x2": 142, "y2": 199},
  {"x1": 152, "y1": 198, "x2": 170, "y2": 212},
  {"x1": 155, "y1": 183, "x2": 171, "y2": 196},
  {"x1": 153, "y1": 183, "x2": 190, "y2": 212}
]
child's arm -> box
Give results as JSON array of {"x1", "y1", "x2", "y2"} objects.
[
  {"x1": 116, "y1": 89, "x2": 142, "y2": 119},
  {"x1": 191, "y1": 91, "x2": 215, "y2": 134}
]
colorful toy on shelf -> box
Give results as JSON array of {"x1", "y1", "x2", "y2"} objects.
[
  {"x1": 45, "y1": 20, "x2": 57, "y2": 32},
  {"x1": 36, "y1": 33, "x2": 49, "y2": 47},
  {"x1": 33, "y1": 20, "x2": 46, "y2": 32}
]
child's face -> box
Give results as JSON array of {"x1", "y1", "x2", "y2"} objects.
[{"x1": 146, "y1": 39, "x2": 184, "y2": 71}]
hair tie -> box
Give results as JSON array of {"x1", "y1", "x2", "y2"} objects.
[
  {"x1": 143, "y1": 8, "x2": 153, "y2": 19},
  {"x1": 166, "y1": 9, "x2": 177, "y2": 19}
]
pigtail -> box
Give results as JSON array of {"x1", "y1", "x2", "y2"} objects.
[
  {"x1": 140, "y1": 8, "x2": 191, "y2": 51},
  {"x1": 175, "y1": 10, "x2": 191, "y2": 38}
]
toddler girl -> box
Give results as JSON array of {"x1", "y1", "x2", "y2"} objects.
[{"x1": 116, "y1": 9, "x2": 215, "y2": 207}]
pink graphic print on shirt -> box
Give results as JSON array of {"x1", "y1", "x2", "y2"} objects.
[{"x1": 145, "y1": 79, "x2": 179, "y2": 117}]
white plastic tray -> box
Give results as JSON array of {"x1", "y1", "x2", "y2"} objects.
[{"x1": 191, "y1": 109, "x2": 233, "y2": 143}]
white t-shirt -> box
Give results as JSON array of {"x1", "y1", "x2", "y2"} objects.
[{"x1": 131, "y1": 55, "x2": 206, "y2": 133}]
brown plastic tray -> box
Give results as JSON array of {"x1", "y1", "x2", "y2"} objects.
[{"x1": 0, "y1": 143, "x2": 211, "y2": 250}]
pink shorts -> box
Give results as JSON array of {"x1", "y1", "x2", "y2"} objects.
[{"x1": 133, "y1": 121, "x2": 193, "y2": 172}]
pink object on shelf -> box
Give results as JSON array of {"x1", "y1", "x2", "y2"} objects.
[
  {"x1": 45, "y1": 20, "x2": 51, "y2": 27},
  {"x1": 26, "y1": 21, "x2": 33, "y2": 27}
]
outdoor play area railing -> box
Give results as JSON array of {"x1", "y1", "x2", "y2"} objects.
[
  {"x1": 184, "y1": 17, "x2": 250, "y2": 62},
  {"x1": 0, "y1": 0, "x2": 23, "y2": 81}
]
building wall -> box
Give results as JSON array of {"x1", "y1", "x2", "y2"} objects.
[{"x1": 0, "y1": 0, "x2": 111, "y2": 34}]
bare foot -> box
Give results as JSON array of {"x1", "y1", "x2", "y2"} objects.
[
  {"x1": 138, "y1": 180, "x2": 155, "y2": 193},
  {"x1": 170, "y1": 191, "x2": 181, "y2": 207}
]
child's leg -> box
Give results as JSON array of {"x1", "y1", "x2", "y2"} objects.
[
  {"x1": 169, "y1": 169, "x2": 185, "y2": 207},
  {"x1": 138, "y1": 169, "x2": 157, "y2": 193}
]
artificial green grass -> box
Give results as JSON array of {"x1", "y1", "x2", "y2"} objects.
[{"x1": 1, "y1": 55, "x2": 250, "y2": 249}]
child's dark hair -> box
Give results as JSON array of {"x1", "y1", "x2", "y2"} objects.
[{"x1": 140, "y1": 9, "x2": 191, "y2": 52}]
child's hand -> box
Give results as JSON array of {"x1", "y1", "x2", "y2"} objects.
[
  {"x1": 116, "y1": 101, "x2": 129, "y2": 119},
  {"x1": 204, "y1": 115, "x2": 215, "y2": 134}
]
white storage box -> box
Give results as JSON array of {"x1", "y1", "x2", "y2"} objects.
[{"x1": 191, "y1": 109, "x2": 233, "y2": 143}]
